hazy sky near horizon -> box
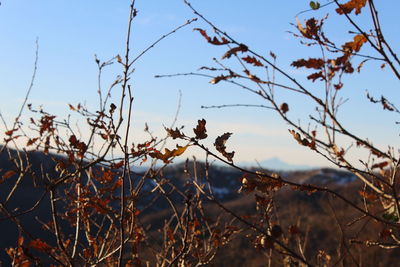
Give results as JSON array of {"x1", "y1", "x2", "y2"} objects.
[{"x1": 1, "y1": 1, "x2": 399, "y2": 167}]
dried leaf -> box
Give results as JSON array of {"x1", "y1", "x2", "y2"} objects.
[
  {"x1": 194, "y1": 28, "x2": 230, "y2": 45},
  {"x1": 242, "y1": 56, "x2": 264, "y2": 67},
  {"x1": 307, "y1": 71, "x2": 325, "y2": 81},
  {"x1": 343, "y1": 34, "x2": 367, "y2": 53},
  {"x1": 149, "y1": 145, "x2": 189, "y2": 163},
  {"x1": 291, "y1": 58, "x2": 325, "y2": 69},
  {"x1": 336, "y1": 0, "x2": 367, "y2": 15},
  {"x1": 334, "y1": 83, "x2": 343, "y2": 90},
  {"x1": 5, "y1": 128, "x2": 18, "y2": 136},
  {"x1": 222, "y1": 44, "x2": 248, "y2": 59},
  {"x1": 109, "y1": 103, "x2": 117, "y2": 114},
  {"x1": 214, "y1": 133, "x2": 235, "y2": 161},
  {"x1": 116, "y1": 54, "x2": 122, "y2": 63},
  {"x1": 209, "y1": 74, "x2": 235, "y2": 84},
  {"x1": 296, "y1": 17, "x2": 323, "y2": 39},
  {"x1": 289, "y1": 130, "x2": 310, "y2": 146},
  {"x1": 26, "y1": 137, "x2": 39, "y2": 146},
  {"x1": 371, "y1": 161, "x2": 389, "y2": 170},
  {"x1": 359, "y1": 190, "x2": 377, "y2": 201},
  {"x1": 280, "y1": 103, "x2": 289, "y2": 114},
  {"x1": 193, "y1": 119, "x2": 208, "y2": 139},
  {"x1": 111, "y1": 161, "x2": 124, "y2": 169},
  {"x1": 2, "y1": 170, "x2": 16, "y2": 179},
  {"x1": 29, "y1": 239, "x2": 51, "y2": 251},
  {"x1": 18, "y1": 236, "x2": 24, "y2": 246},
  {"x1": 166, "y1": 127, "x2": 184, "y2": 139}
]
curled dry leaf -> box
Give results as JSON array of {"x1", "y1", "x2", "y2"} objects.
[
  {"x1": 343, "y1": 34, "x2": 367, "y2": 53},
  {"x1": 296, "y1": 17, "x2": 323, "y2": 40},
  {"x1": 193, "y1": 119, "x2": 208, "y2": 139},
  {"x1": 26, "y1": 137, "x2": 39, "y2": 146},
  {"x1": 242, "y1": 56, "x2": 264, "y2": 67},
  {"x1": 289, "y1": 130, "x2": 310, "y2": 147},
  {"x1": 109, "y1": 103, "x2": 117, "y2": 114},
  {"x1": 166, "y1": 127, "x2": 185, "y2": 139},
  {"x1": 291, "y1": 58, "x2": 325, "y2": 69},
  {"x1": 194, "y1": 28, "x2": 230, "y2": 45},
  {"x1": 29, "y1": 238, "x2": 51, "y2": 252},
  {"x1": 336, "y1": 0, "x2": 367, "y2": 15},
  {"x1": 209, "y1": 74, "x2": 238, "y2": 84},
  {"x1": 371, "y1": 161, "x2": 389, "y2": 170},
  {"x1": 2, "y1": 170, "x2": 16, "y2": 179},
  {"x1": 149, "y1": 145, "x2": 189, "y2": 163},
  {"x1": 280, "y1": 103, "x2": 289, "y2": 114},
  {"x1": 222, "y1": 44, "x2": 248, "y2": 59},
  {"x1": 5, "y1": 128, "x2": 18, "y2": 136},
  {"x1": 214, "y1": 132, "x2": 235, "y2": 161}
]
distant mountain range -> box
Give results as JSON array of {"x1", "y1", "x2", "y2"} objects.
[
  {"x1": 0, "y1": 148, "x2": 381, "y2": 265},
  {"x1": 238, "y1": 157, "x2": 316, "y2": 171}
]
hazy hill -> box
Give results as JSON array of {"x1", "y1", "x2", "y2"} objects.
[{"x1": 0, "y1": 148, "x2": 398, "y2": 266}]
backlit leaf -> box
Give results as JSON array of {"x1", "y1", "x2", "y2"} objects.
[
  {"x1": 242, "y1": 56, "x2": 264, "y2": 67},
  {"x1": 291, "y1": 58, "x2": 325, "y2": 69},
  {"x1": 194, "y1": 28, "x2": 230, "y2": 45},
  {"x1": 222, "y1": 44, "x2": 248, "y2": 59},
  {"x1": 5, "y1": 128, "x2": 18, "y2": 136},
  {"x1": 2, "y1": 170, "x2": 16, "y2": 179},
  {"x1": 336, "y1": 0, "x2": 367, "y2": 15},
  {"x1": 149, "y1": 145, "x2": 189, "y2": 163},
  {"x1": 214, "y1": 133, "x2": 235, "y2": 161},
  {"x1": 193, "y1": 119, "x2": 208, "y2": 139},
  {"x1": 29, "y1": 239, "x2": 51, "y2": 251},
  {"x1": 280, "y1": 103, "x2": 289, "y2": 114},
  {"x1": 371, "y1": 161, "x2": 389, "y2": 170}
]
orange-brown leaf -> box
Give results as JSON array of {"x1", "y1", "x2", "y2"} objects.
[
  {"x1": 359, "y1": 190, "x2": 377, "y2": 201},
  {"x1": 289, "y1": 130, "x2": 310, "y2": 146},
  {"x1": 280, "y1": 103, "x2": 289, "y2": 114},
  {"x1": 193, "y1": 119, "x2": 208, "y2": 139},
  {"x1": 149, "y1": 145, "x2": 189, "y2": 163},
  {"x1": 242, "y1": 56, "x2": 264, "y2": 67},
  {"x1": 194, "y1": 28, "x2": 230, "y2": 45},
  {"x1": 111, "y1": 161, "x2": 124, "y2": 169},
  {"x1": 371, "y1": 161, "x2": 389, "y2": 170},
  {"x1": 214, "y1": 133, "x2": 235, "y2": 161},
  {"x1": 18, "y1": 236, "x2": 25, "y2": 246},
  {"x1": 5, "y1": 128, "x2": 18, "y2": 136},
  {"x1": 166, "y1": 127, "x2": 185, "y2": 139},
  {"x1": 222, "y1": 44, "x2": 248, "y2": 59},
  {"x1": 26, "y1": 137, "x2": 39, "y2": 146},
  {"x1": 336, "y1": 0, "x2": 367, "y2": 15},
  {"x1": 209, "y1": 74, "x2": 234, "y2": 84},
  {"x1": 29, "y1": 239, "x2": 51, "y2": 251},
  {"x1": 307, "y1": 71, "x2": 325, "y2": 82},
  {"x1": 2, "y1": 170, "x2": 16, "y2": 179},
  {"x1": 343, "y1": 34, "x2": 367, "y2": 53},
  {"x1": 291, "y1": 58, "x2": 325, "y2": 69}
]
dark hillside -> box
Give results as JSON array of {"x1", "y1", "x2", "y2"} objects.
[{"x1": 0, "y1": 148, "x2": 399, "y2": 265}]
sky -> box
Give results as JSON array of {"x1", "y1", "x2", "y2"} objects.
[{"x1": 0, "y1": 1, "x2": 399, "y2": 168}]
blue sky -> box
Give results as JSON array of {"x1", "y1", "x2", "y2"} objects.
[{"x1": 1, "y1": 1, "x2": 399, "y2": 167}]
